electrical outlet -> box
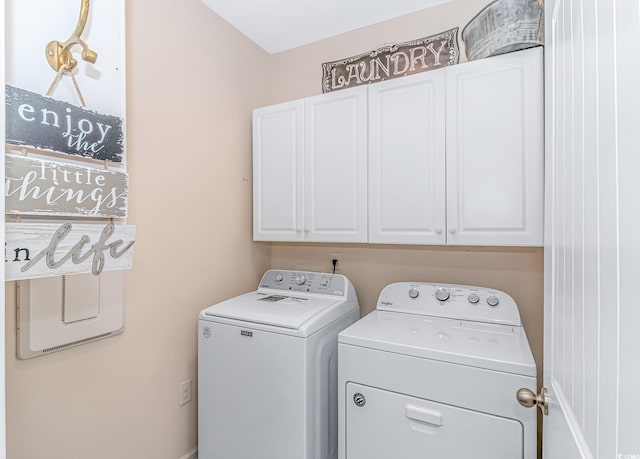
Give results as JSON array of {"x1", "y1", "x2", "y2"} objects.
[
  {"x1": 180, "y1": 379, "x2": 193, "y2": 406},
  {"x1": 330, "y1": 252, "x2": 342, "y2": 272}
]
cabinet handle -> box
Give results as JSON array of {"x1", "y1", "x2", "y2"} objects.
[
  {"x1": 448, "y1": 228, "x2": 457, "y2": 234},
  {"x1": 304, "y1": 228, "x2": 310, "y2": 233},
  {"x1": 435, "y1": 228, "x2": 443, "y2": 235}
]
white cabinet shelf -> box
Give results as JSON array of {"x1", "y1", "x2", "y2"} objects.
[{"x1": 253, "y1": 47, "x2": 544, "y2": 247}]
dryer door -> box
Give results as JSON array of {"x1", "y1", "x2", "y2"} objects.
[{"x1": 345, "y1": 383, "x2": 523, "y2": 459}]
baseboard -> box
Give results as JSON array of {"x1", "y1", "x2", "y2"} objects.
[{"x1": 178, "y1": 447, "x2": 197, "y2": 459}]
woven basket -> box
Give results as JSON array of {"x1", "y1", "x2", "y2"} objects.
[{"x1": 462, "y1": 0, "x2": 544, "y2": 61}]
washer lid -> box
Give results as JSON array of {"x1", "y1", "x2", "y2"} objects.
[
  {"x1": 202, "y1": 291, "x2": 343, "y2": 331},
  {"x1": 339, "y1": 310, "x2": 536, "y2": 377}
]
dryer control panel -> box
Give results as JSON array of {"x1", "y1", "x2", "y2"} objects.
[
  {"x1": 260, "y1": 270, "x2": 346, "y2": 296},
  {"x1": 377, "y1": 282, "x2": 522, "y2": 326}
]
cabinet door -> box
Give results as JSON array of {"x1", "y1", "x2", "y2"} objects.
[
  {"x1": 446, "y1": 47, "x2": 544, "y2": 246},
  {"x1": 368, "y1": 72, "x2": 446, "y2": 245},
  {"x1": 253, "y1": 100, "x2": 304, "y2": 241},
  {"x1": 304, "y1": 87, "x2": 368, "y2": 243}
]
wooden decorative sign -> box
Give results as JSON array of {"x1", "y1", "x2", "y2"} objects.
[
  {"x1": 5, "y1": 155, "x2": 128, "y2": 218},
  {"x1": 5, "y1": 85, "x2": 125, "y2": 163},
  {"x1": 322, "y1": 28, "x2": 459, "y2": 93},
  {"x1": 5, "y1": 222, "x2": 135, "y2": 281}
]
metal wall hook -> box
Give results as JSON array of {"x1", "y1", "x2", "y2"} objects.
[{"x1": 45, "y1": 0, "x2": 98, "y2": 72}]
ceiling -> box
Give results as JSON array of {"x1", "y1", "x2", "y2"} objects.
[{"x1": 200, "y1": 0, "x2": 450, "y2": 54}]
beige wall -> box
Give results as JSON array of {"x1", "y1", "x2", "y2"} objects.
[
  {"x1": 4, "y1": 0, "x2": 544, "y2": 458},
  {"x1": 263, "y1": 0, "x2": 491, "y2": 103},
  {"x1": 5, "y1": 1, "x2": 271, "y2": 458}
]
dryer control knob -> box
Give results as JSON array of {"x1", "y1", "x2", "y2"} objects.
[
  {"x1": 487, "y1": 295, "x2": 500, "y2": 307},
  {"x1": 295, "y1": 275, "x2": 307, "y2": 285},
  {"x1": 320, "y1": 277, "x2": 329, "y2": 286},
  {"x1": 408, "y1": 288, "x2": 419, "y2": 299},
  {"x1": 275, "y1": 273, "x2": 284, "y2": 282},
  {"x1": 435, "y1": 288, "x2": 450, "y2": 302},
  {"x1": 468, "y1": 293, "x2": 480, "y2": 304}
]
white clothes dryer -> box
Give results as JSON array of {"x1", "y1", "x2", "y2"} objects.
[
  {"x1": 198, "y1": 270, "x2": 360, "y2": 459},
  {"x1": 338, "y1": 282, "x2": 537, "y2": 459}
]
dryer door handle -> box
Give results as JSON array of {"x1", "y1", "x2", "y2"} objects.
[{"x1": 405, "y1": 405, "x2": 443, "y2": 426}]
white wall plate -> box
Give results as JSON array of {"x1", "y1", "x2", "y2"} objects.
[{"x1": 17, "y1": 270, "x2": 125, "y2": 359}]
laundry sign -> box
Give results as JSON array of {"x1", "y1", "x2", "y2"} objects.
[
  {"x1": 5, "y1": 85, "x2": 124, "y2": 163},
  {"x1": 5, "y1": 222, "x2": 135, "y2": 281},
  {"x1": 322, "y1": 28, "x2": 459, "y2": 93},
  {"x1": 5, "y1": 155, "x2": 128, "y2": 218}
]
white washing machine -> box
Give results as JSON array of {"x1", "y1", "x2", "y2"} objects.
[
  {"x1": 198, "y1": 270, "x2": 360, "y2": 459},
  {"x1": 338, "y1": 282, "x2": 537, "y2": 459}
]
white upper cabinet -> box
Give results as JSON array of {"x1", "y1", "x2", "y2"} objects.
[
  {"x1": 368, "y1": 46, "x2": 543, "y2": 246},
  {"x1": 304, "y1": 87, "x2": 368, "y2": 243},
  {"x1": 445, "y1": 47, "x2": 544, "y2": 246},
  {"x1": 368, "y1": 71, "x2": 446, "y2": 245},
  {"x1": 253, "y1": 100, "x2": 304, "y2": 241},
  {"x1": 253, "y1": 86, "x2": 367, "y2": 243},
  {"x1": 253, "y1": 47, "x2": 543, "y2": 246}
]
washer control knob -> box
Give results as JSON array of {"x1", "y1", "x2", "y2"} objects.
[
  {"x1": 487, "y1": 295, "x2": 500, "y2": 307},
  {"x1": 275, "y1": 273, "x2": 284, "y2": 282},
  {"x1": 295, "y1": 275, "x2": 307, "y2": 285},
  {"x1": 320, "y1": 277, "x2": 329, "y2": 286},
  {"x1": 435, "y1": 288, "x2": 450, "y2": 302},
  {"x1": 468, "y1": 293, "x2": 480, "y2": 304},
  {"x1": 408, "y1": 288, "x2": 419, "y2": 299}
]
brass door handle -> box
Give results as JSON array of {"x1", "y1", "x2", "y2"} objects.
[
  {"x1": 516, "y1": 387, "x2": 549, "y2": 415},
  {"x1": 45, "y1": 0, "x2": 98, "y2": 72}
]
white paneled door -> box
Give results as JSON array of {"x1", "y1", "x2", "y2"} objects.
[{"x1": 544, "y1": 0, "x2": 640, "y2": 457}]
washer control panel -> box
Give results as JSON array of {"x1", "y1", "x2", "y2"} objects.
[
  {"x1": 260, "y1": 270, "x2": 346, "y2": 296},
  {"x1": 376, "y1": 282, "x2": 521, "y2": 326}
]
